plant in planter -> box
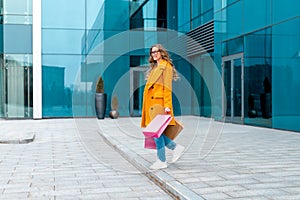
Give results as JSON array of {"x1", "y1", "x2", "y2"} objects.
[
  {"x1": 95, "y1": 76, "x2": 107, "y2": 119},
  {"x1": 109, "y1": 95, "x2": 119, "y2": 119}
]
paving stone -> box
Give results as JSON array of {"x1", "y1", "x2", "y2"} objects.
[
  {"x1": 201, "y1": 192, "x2": 231, "y2": 200},
  {"x1": 225, "y1": 188, "x2": 288, "y2": 198}
]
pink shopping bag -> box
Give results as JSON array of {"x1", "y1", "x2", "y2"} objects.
[
  {"x1": 143, "y1": 114, "x2": 172, "y2": 149},
  {"x1": 143, "y1": 114, "x2": 172, "y2": 138},
  {"x1": 144, "y1": 137, "x2": 156, "y2": 149}
]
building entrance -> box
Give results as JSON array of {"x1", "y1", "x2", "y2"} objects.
[
  {"x1": 222, "y1": 53, "x2": 244, "y2": 124},
  {"x1": 0, "y1": 55, "x2": 33, "y2": 118},
  {"x1": 129, "y1": 66, "x2": 147, "y2": 117}
]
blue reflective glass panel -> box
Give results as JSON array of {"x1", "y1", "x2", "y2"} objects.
[
  {"x1": 4, "y1": 24, "x2": 32, "y2": 53},
  {"x1": 86, "y1": 0, "x2": 105, "y2": 29},
  {"x1": 102, "y1": 0, "x2": 129, "y2": 31},
  {"x1": 178, "y1": 0, "x2": 190, "y2": 32},
  {"x1": 42, "y1": 54, "x2": 86, "y2": 117},
  {"x1": 272, "y1": 19, "x2": 300, "y2": 58},
  {"x1": 42, "y1": 0, "x2": 85, "y2": 29},
  {"x1": 42, "y1": 29, "x2": 85, "y2": 54},
  {"x1": 222, "y1": 37, "x2": 243, "y2": 56},
  {"x1": 191, "y1": 0, "x2": 213, "y2": 28},
  {"x1": 4, "y1": 0, "x2": 32, "y2": 15},
  {"x1": 273, "y1": 0, "x2": 300, "y2": 24},
  {"x1": 272, "y1": 18, "x2": 300, "y2": 131},
  {"x1": 245, "y1": 29, "x2": 271, "y2": 58},
  {"x1": 244, "y1": 0, "x2": 271, "y2": 33},
  {"x1": 224, "y1": 1, "x2": 243, "y2": 39}
]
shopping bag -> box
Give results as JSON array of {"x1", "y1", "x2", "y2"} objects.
[
  {"x1": 164, "y1": 119, "x2": 184, "y2": 140},
  {"x1": 142, "y1": 114, "x2": 172, "y2": 138},
  {"x1": 148, "y1": 104, "x2": 184, "y2": 141},
  {"x1": 144, "y1": 137, "x2": 156, "y2": 149},
  {"x1": 143, "y1": 114, "x2": 172, "y2": 149}
]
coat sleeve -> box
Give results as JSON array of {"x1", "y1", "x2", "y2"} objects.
[{"x1": 163, "y1": 63, "x2": 173, "y2": 110}]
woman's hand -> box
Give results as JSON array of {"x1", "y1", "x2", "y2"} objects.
[{"x1": 165, "y1": 107, "x2": 171, "y2": 113}]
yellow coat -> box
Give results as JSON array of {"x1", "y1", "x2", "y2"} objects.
[{"x1": 141, "y1": 59, "x2": 176, "y2": 128}]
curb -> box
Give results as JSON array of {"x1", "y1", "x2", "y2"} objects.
[
  {"x1": 0, "y1": 133, "x2": 36, "y2": 144},
  {"x1": 98, "y1": 130, "x2": 205, "y2": 200}
]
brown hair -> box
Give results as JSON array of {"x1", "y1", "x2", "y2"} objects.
[{"x1": 146, "y1": 44, "x2": 179, "y2": 81}]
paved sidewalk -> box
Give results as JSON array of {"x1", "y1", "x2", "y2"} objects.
[
  {"x1": 2, "y1": 117, "x2": 300, "y2": 199},
  {"x1": 96, "y1": 116, "x2": 300, "y2": 200},
  {"x1": 0, "y1": 119, "x2": 174, "y2": 199}
]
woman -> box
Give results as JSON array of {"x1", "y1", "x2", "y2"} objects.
[{"x1": 141, "y1": 44, "x2": 184, "y2": 170}]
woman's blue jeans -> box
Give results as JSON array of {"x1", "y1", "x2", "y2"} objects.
[{"x1": 154, "y1": 134, "x2": 176, "y2": 162}]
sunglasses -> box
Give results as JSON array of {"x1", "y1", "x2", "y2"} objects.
[{"x1": 150, "y1": 50, "x2": 160, "y2": 55}]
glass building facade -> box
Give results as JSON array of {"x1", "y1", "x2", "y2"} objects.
[
  {"x1": 0, "y1": 0, "x2": 33, "y2": 118},
  {"x1": 214, "y1": 0, "x2": 300, "y2": 131},
  {"x1": 0, "y1": 0, "x2": 299, "y2": 132}
]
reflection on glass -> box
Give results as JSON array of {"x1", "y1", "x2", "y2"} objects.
[
  {"x1": 2, "y1": 0, "x2": 32, "y2": 24},
  {"x1": 3, "y1": 54, "x2": 32, "y2": 118},
  {"x1": 233, "y1": 58, "x2": 241, "y2": 117},
  {"x1": 244, "y1": 58, "x2": 272, "y2": 127},
  {"x1": 224, "y1": 60, "x2": 231, "y2": 117},
  {"x1": 130, "y1": 66, "x2": 147, "y2": 117},
  {"x1": 4, "y1": 0, "x2": 32, "y2": 15},
  {"x1": 42, "y1": 55, "x2": 84, "y2": 118},
  {"x1": 223, "y1": 56, "x2": 243, "y2": 122}
]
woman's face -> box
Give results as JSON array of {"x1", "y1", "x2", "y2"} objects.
[{"x1": 150, "y1": 46, "x2": 162, "y2": 62}]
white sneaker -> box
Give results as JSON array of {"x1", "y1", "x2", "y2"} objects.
[
  {"x1": 171, "y1": 144, "x2": 185, "y2": 163},
  {"x1": 150, "y1": 159, "x2": 167, "y2": 170}
]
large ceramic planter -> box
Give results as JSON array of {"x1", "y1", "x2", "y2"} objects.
[{"x1": 95, "y1": 93, "x2": 107, "y2": 119}]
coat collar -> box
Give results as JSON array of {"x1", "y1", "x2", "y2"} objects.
[{"x1": 147, "y1": 60, "x2": 167, "y2": 89}]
